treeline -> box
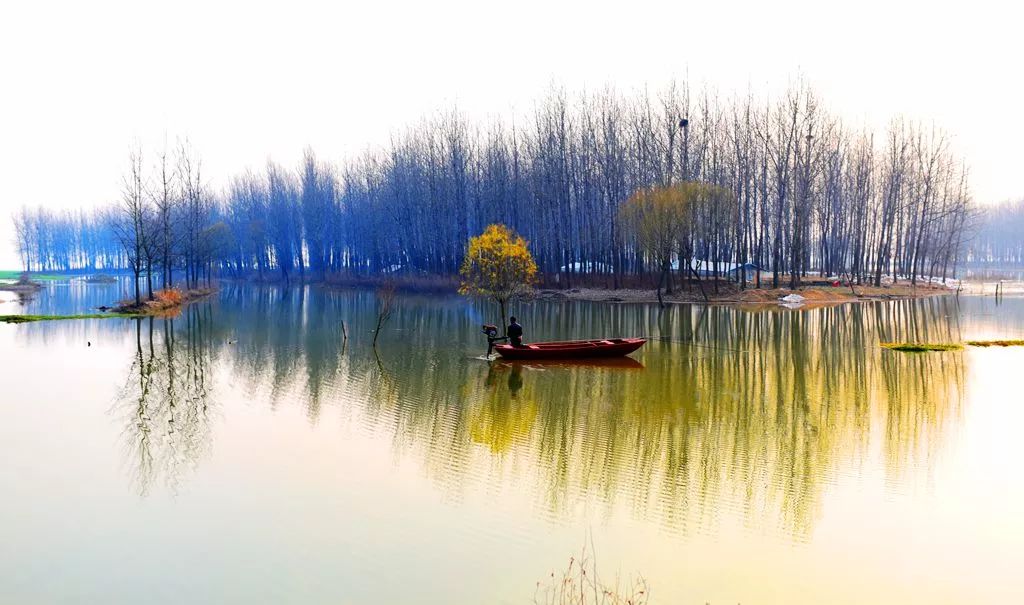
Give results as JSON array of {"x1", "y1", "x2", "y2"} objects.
[
  {"x1": 13, "y1": 142, "x2": 231, "y2": 304},
  {"x1": 12, "y1": 208, "x2": 124, "y2": 272},
  {"x1": 968, "y1": 199, "x2": 1024, "y2": 266},
  {"x1": 13, "y1": 81, "x2": 976, "y2": 290}
]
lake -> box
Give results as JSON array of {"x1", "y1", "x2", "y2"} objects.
[{"x1": 1, "y1": 280, "x2": 1023, "y2": 604}]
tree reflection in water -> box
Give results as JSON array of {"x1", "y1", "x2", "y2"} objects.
[
  {"x1": 114, "y1": 308, "x2": 218, "y2": 496},
  {"x1": 358, "y1": 297, "x2": 966, "y2": 540},
  {"x1": 108, "y1": 287, "x2": 969, "y2": 539}
]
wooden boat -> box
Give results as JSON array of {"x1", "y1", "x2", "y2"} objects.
[{"x1": 493, "y1": 337, "x2": 646, "y2": 360}]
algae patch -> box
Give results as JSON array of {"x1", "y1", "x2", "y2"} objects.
[
  {"x1": 965, "y1": 340, "x2": 1024, "y2": 347},
  {"x1": 880, "y1": 342, "x2": 963, "y2": 352}
]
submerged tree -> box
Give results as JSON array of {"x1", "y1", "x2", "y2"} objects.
[
  {"x1": 459, "y1": 224, "x2": 538, "y2": 333},
  {"x1": 373, "y1": 281, "x2": 396, "y2": 350}
]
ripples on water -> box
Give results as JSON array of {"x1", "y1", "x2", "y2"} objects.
[{"x1": 1, "y1": 280, "x2": 1023, "y2": 604}]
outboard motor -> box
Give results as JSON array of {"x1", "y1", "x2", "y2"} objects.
[{"x1": 481, "y1": 324, "x2": 507, "y2": 356}]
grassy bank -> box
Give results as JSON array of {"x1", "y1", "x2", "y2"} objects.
[{"x1": 0, "y1": 270, "x2": 65, "y2": 282}]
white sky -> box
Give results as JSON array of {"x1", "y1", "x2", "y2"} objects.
[{"x1": 1, "y1": 0, "x2": 1020, "y2": 268}]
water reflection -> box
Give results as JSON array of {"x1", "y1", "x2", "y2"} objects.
[
  {"x1": 114, "y1": 310, "x2": 218, "y2": 495},
  {"x1": 36, "y1": 287, "x2": 981, "y2": 538},
  {"x1": 371, "y1": 297, "x2": 965, "y2": 540}
]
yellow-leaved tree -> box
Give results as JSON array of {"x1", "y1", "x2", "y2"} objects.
[
  {"x1": 619, "y1": 182, "x2": 734, "y2": 306},
  {"x1": 459, "y1": 224, "x2": 538, "y2": 335},
  {"x1": 618, "y1": 184, "x2": 691, "y2": 305}
]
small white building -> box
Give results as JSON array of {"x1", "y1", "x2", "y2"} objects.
[
  {"x1": 670, "y1": 259, "x2": 761, "y2": 281},
  {"x1": 557, "y1": 262, "x2": 614, "y2": 274}
]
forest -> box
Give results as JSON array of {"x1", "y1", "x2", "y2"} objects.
[
  {"x1": 11, "y1": 81, "x2": 997, "y2": 294},
  {"x1": 968, "y1": 199, "x2": 1024, "y2": 267}
]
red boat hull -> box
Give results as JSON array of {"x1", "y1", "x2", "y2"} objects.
[
  {"x1": 494, "y1": 356, "x2": 645, "y2": 370},
  {"x1": 494, "y1": 338, "x2": 646, "y2": 360}
]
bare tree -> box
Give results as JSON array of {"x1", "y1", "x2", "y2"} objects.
[
  {"x1": 372, "y1": 282, "x2": 396, "y2": 349},
  {"x1": 110, "y1": 147, "x2": 149, "y2": 306},
  {"x1": 14, "y1": 80, "x2": 978, "y2": 293}
]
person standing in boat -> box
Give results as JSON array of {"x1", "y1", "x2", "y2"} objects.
[{"x1": 507, "y1": 317, "x2": 524, "y2": 347}]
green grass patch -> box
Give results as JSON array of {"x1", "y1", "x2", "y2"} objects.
[
  {"x1": 0, "y1": 271, "x2": 65, "y2": 281},
  {"x1": 880, "y1": 342, "x2": 963, "y2": 352},
  {"x1": 965, "y1": 339, "x2": 1024, "y2": 347},
  {"x1": 0, "y1": 313, "x2": 142, "y2": 324}
]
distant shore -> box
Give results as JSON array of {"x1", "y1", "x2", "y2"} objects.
[
  {"x1": 0, "y1": 273, "x2": 44, "y2": 301},
  {"x1": 301, "y1": 273, "x2": 959, "y2": 307},
  {"x1": 0, "y1": 282, "x2": 43, "y2": 294},
  {"x1": 532, "y1": 280, "x2": 956, "y2": 308},
  {"x1": 2, "y1": 269, "x2": 960, "y2": 312},
  {"x1": 0, "y1": 286, "x2": 218, "y2": 325}
]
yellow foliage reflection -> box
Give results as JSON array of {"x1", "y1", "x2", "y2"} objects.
[
  {"x1": 105, "y1": 288, "x2": 968, "y2": 541},
  {"x1": 419, "y1": 299, "x2": 964, "y2": 540}
]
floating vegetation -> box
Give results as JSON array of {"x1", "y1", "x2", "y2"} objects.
[
  {"x1": 965, "y1": 340, "x2": 1024, "y2": 347},
  {"x1": 0, "y1": 313, "x2": 142, "y2": 324},
  {"x1": 880, "y1": 342, "x2": 963, "y2": 352}
]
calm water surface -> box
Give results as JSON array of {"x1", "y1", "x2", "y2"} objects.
[{"x1": 1, "y1": 280, "x2": 1023, "y2": 604}]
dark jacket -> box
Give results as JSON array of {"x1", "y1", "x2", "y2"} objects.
[{"x1": 507, "y1": 321, "x2": 524, "y2": 346}]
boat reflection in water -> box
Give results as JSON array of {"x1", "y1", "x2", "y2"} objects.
[
  {"x1": 94, "y1": 288, "x2": 974, "y2": 540},
  {"x1": 9, "y1": 282, "x2": 1020, "y2": 603},
  {"x1": 490, "y1": 356, "x2": 646, "y2": 371}
]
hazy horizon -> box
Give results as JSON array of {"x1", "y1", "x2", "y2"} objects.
[{"x1": 2, "y1": 0, "x2": 1020, "y2": 269}]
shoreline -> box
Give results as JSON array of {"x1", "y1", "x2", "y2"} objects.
[
  {"x1": 4, "y1": 273, "x2": 961, "y2": 317},
  {"x1": 111, "y1": 286, "x2": 217, "y2": 316},
  {"x1": 531, "y1": 281, "x2": 956, "y2": 308},
  {"x1": 303, "y1": 275, "x2": 960, "y2": 309},
  {"x1": 1, "y1": 287, "x2": 217, "y2": 324}
]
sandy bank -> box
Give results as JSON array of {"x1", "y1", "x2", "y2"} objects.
[{"x1": 533, "y1": 281, "x2": 954, "y2": 308}]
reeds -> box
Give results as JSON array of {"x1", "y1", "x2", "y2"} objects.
[{"x1": 535, "y1": 543, "x2": 648, "y2": 605}]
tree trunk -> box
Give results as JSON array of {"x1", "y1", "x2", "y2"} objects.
[
  {"x1": 689, "y1": 266, "x2": 709, "y2": 302},
  {"x1": 656, "y1": 265, "x2": 666, "y2": 308}
]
